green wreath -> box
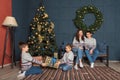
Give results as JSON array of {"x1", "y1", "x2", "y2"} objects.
[{"x1": 73, "y1": 5, "x2": 103, "y2": 33}]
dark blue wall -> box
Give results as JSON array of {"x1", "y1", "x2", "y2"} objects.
[{"x1": 13, "y1": 0, "x2": 120, "y2": 60}]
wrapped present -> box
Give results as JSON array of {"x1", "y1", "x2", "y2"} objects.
[
  {"x1": 45, "y1": 56, "x2": 59, "y2": 68},
  {"x1": 54, "y1": 52, "x2": 58, "y2": 59}
]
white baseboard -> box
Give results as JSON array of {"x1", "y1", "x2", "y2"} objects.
[
  {"x1": 109, "y1": 60, "x2": 120, "y2": 62},
  {"x1": 0, "y1": 63, "x2": 11, "y2": 68},
  {"x1": 0, "y1": 61, "x2": 20, "y2": 68},
  {"x1": 0, "y1": 60, "x2": 119, "y2": 68}
]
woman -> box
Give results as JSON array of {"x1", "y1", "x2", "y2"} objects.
[{"x1": 72, "y1": 29, "x2": 85, "y2": 70}]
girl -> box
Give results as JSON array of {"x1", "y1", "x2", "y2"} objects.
[{"x1": 72, "y1": 29, "x2": 85, "y2": 70}]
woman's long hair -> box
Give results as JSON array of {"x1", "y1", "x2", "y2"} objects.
[{"x1": 75, "y1": 29, "x2": 84, "y2": 42}]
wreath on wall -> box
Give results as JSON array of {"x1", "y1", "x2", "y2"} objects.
[{"x1": 73, "y1": 5, "x2": 103, "y2": 34}]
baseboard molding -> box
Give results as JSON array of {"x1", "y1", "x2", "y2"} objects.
[
  {"x1": 109, "y1": 60, "x2": 120, "y2": 62},
  {"x1": 0, "y1": 63, "x2": 11, "y2": 68},
  {"x1": 0, "y1": 60, "x2": 119, "y2": 68},
  {"x1": 0, "y1": 61, "x2": 20, "y2": 68}
]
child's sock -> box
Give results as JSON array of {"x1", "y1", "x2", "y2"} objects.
[
  {"x1": 17, "y1": 71, "x2": 26, "y2": 80},
  {"x1": 18, "y1": 70, "x2": 22, "y2": 74}
]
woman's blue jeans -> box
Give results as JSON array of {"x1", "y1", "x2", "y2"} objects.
[
  {"x1": 72, "y1": 48, "x2": 83, "y2": 64},
  {"x1": 85, "y1": 49, "x2": 99, "y2": 63}
]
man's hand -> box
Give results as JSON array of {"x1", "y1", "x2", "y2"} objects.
[
  {"x1": 41, "y1": 63, "x2": 47, "y2": 67},
  {"x1": 89, "y1": 49, "x2": 93, "y2": 55}
]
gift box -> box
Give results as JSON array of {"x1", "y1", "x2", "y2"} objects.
[
  {"x1": 45, "y1": 56, "x2": 59, "y2": 68},
  {"x1": 54, "y1": 52, "x2": 58, "y2": 59}
]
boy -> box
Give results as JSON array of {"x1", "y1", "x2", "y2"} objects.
[
  {"x1": 17, "y1": 42, "x2": 46, "y2": 80},
  {"x1": 85, "y1": 31, "x2": 99, "y2": 68},
  {"x1": 55, "y1": 44, "x2": 74, "y2": 71}
]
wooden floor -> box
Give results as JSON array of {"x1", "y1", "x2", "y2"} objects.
[
  {"x1": 0, "y1": 61, "x2": 120, "y2": 80},
  {"x1": 24, "y1": 66, "x2": 120, "y2": 80}
]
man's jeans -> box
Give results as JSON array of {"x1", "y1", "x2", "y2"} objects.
[{"x1": 85, "y1": 49, "x2": 99, "y2": 63}]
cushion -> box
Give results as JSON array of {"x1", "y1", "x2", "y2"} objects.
[{"x1": 97, "y1": 42, "x2": 107, "y2": 54}]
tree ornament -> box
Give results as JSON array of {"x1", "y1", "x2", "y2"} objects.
[
  {"x1": 33, "y1": 36, "x2": 35, "y2": 39},
  {"x1": 43, "y1": 13, "x2": 48, "y2": 19},
  {"x1": 40, "y1": 22, "x2": 42, "y2": 25},
  {"x1": 37, "y1": 24, "x2": 42, "y2": 31},
  {"x1": 38, "y1": 35, "x2": 43, "y2": 43},
  {"x1": 35, "y1": 32, "x2": 38, "y2": 35},
  {"x1": 84, "y1": 7, "x2": 87, "y2": 10},
  {"x1": 48, "y1": 29, "x2": 52, "y2": 33},
  {"x1": 31, "y1": 41, "x2": 34, "y2": 44},
  {"x1": 37, "y1": 9, "x2": 39, "y2": 11},
  {"x1": 73, "y1": 5, "x2": 103, "y2": 33},
  {"x1": 47, "y1": 41, "x2": 49, "y2": 44},
  {"x1": 50, "y1": 22, "x2": 54, "y2": 28},
  {"x1": 45, "y1": 46, "x2": 48, "y2": 49},
  {"x1": 32, "y1": 27, "x2": 35, "y2": 30}
]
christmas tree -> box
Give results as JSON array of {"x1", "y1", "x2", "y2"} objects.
[{"x1": 28, "y1": 5, "x2": 58, "y2": 57}]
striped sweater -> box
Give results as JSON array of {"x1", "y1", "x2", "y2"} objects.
[
  {"x1": 21, "y1": 52, "x2": 42, "y2": 71},
  {"x1": 84, "y1": 37, "x2": 96, "y2": 50},
  {"x1": 60, "y1": 51, "x2": 74, "y2": 65},
  {"x1": 72, "y1": 37, "x2": 85, "y2": 49}
]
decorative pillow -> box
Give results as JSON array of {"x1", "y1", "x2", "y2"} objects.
[{"x1": 97, "y1": 42, "x2": 107, "y2": 53}]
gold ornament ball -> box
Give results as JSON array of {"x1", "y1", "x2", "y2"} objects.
[
  {"x1": 47, "y1": 41, "x2": 49, "y2": 43},
  {"x1": 45, "y1": 46, "x2": 48, "y2": 48},
  {"x1": 37, "y1": 9, "x2": 39, "y2": 11},
  {"x1": 40, "y1": 22, "x2": 42, "y2": 25},
  {"x1": 40, "y1": 6, "x2": 42, "y2": 9},
  {"x1": 90, "y1": 6, "x2": 93, "y2": 9},
  {"x1": 38, "y1": 34, "x2": 41, "y2": 36},
  {"x1": 31, "y1": 41, "x2": 34, "y2": 44},
  {"x1": 45, "y1": 23, "x2": 47, "y2": 26},
  {"x1": 83, "y1": 11, "x2": 86, "y2": 13},
  {"x1": 28, "y1": 37, "x2": 30, "y2": 39},
  {"x1": 32, "y1": 27, "x2": 35, "y2": 30},
  {"x1": 84, "y1": 7, "x2": 87, "y2": 10},
  {"x1": 30, "y1": 24, "x2": 32, "y2": 26},
  {"x1": 35, "y1": 32, "x2": 38, "y2": 35}
]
